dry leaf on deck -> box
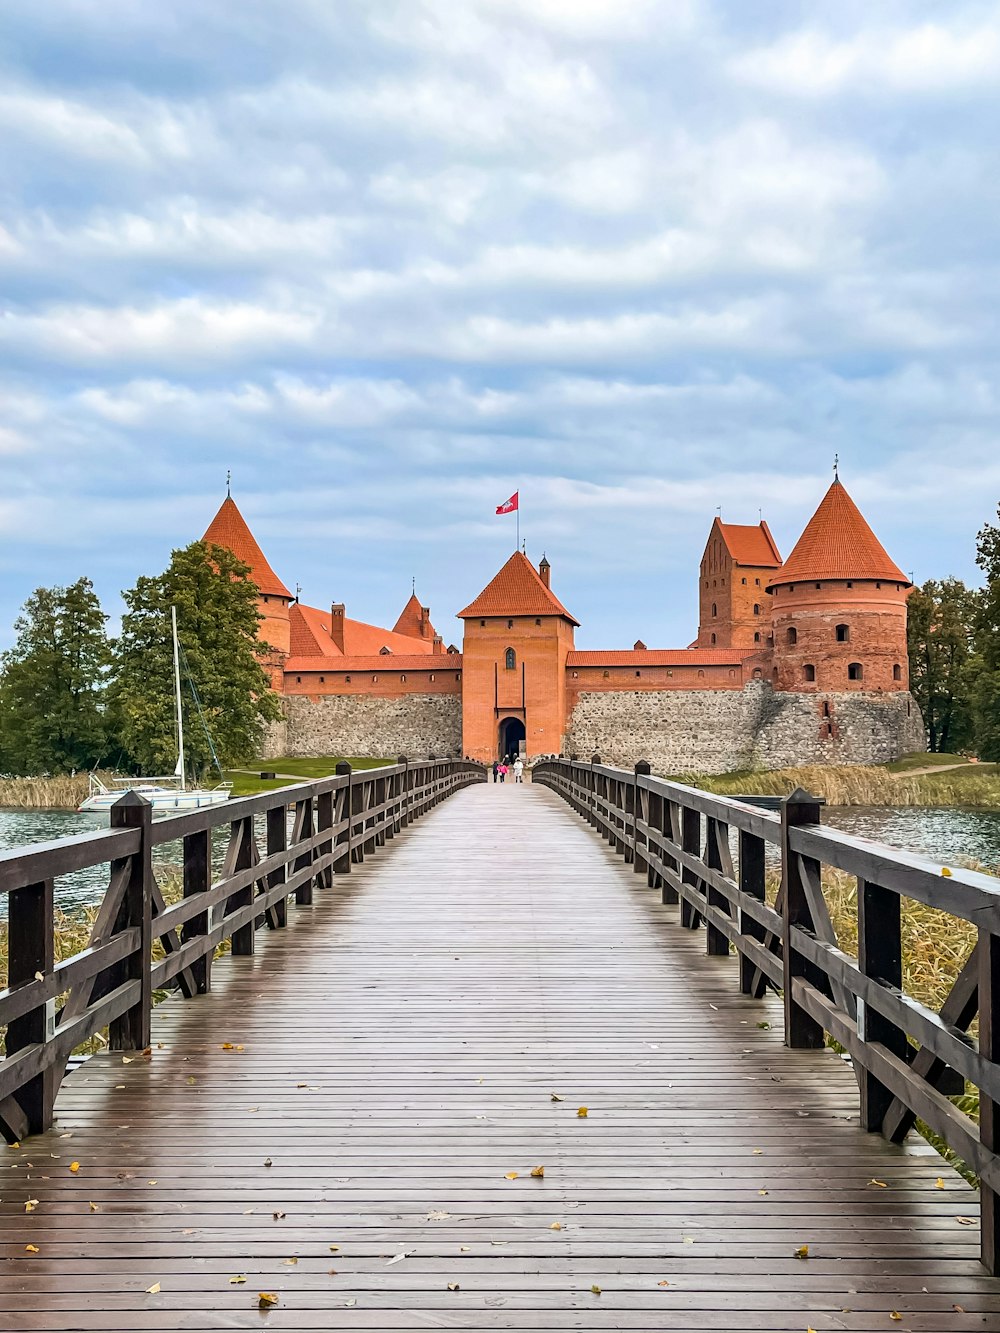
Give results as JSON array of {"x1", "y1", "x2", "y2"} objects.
[
  {"x1": 25, "y1": 1244, "x2": 39, "y2": 1253},
  {"x1": 657, "y1": 1279, "x2": 670, "y2": 1287},
  {"x1": 386, "y1": 1252, "x2": 409, "y2": 1265},
  {"x1": 33, "y1": 972, "x2": 43, "y2": 982},
  {"x1": 186, "y1": 1076, "x2": 196, "y2": 1085},
  {"x1": 758, "y1": 1189, "x2": 768, "y2": 1197},
  {"x1": 550, "y1": 1093, "x2": 563, "y2": 1102},
  {"x1": 956, "y1": 1216, "x2": 976, "y2": 1225},
  {"x1": 221, "y1": 1042, "x2": 236, "y2": 1050},
  {"x1": 794, "y1": 1245, "x2": 809, "y2": 1259},
  {"x1": 24, "y1": 1199, "x2": 38, "y2": 1212},
  {"x1": 345, "y1": 1298, "x2": 357, "y2": 1307},
  {"x1": 530, "y1": 1166, "x2": 545, "y2": 1178},
  {"x1": 230, "y1": 1275, "x2": 247, "y2": 1284},
  {"x1": 273, "y1": 1211, "x2": 285, "y2": 1220},
  {"x1": 264, "y1": 1159, "x2": 272, "y2": 1168},
  {"x1": 69, "y1": 1162, "x2": 80, "y2": 1174},
  {"x1": 868, "y1": 1179, "x2": 888, "y2": 1188},
  {"x1": 329, "y1": 1245, "x2": 340, "y2": 1252},
  {"x1": 590, "y1": 1284, "x2": 602, "y2": 1295},
  {"x1": 550, "y1": 1222, "x2": 562, "y2": 1231},
  {"x1": 936, "y1": 1178, "x2": 945, "y2": 1189},
  {"x1": 258, "y1": 1292, "x2": 279, "y2": 1308},
  {"x1": 426, "y1": 1210, "x2": 451, "y2": 1221},
  {"x1": 282, "y1": 1258, "x2": 298, "y2": 1266},
  {"x1": 89, "y1": 1202, "x2": 98, "y2": 1212},
  {"x1": 447, "y1": 1283, "x2": 460, "y2": 1291},
  {"x1": 504, "y1": 1171, "x2": 518, "y2": 1180},
  {"x1": 577, "y1": 1107, "x2": 588, "y2": 1118},
  {"x1": 890, "y1": 1313, "x2": 901, "y2": 1322},
  {"x1": 146, "y1": 1283, "x2": 161, "y2": 1295}
]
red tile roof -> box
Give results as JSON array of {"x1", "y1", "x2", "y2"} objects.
[
  {"x1": 290, "y1": 603, "x2": 437, "y2": 658},
  {"x1": 458, "y1": 551, "x2": 579, "y2": 624},
  {"x1": 284, "y1": 654, "x2": 460, "y2": 672},
  {"x1": 718, "y1": 520, "x2": 782, "y2": 567},
  {"x1": 202, "y1": 496, "x2": 291, "y2": 598},
  {"x1": 392, "y1": 592, "x2": 436, "y2": 641},
  {"x1": 769, "y1": 480, "x2": 908, "y2": 587},
  {"x1": 568, "y1": 649, "x2": 745, "y2": 667}
]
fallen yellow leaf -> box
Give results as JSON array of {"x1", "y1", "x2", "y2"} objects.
[
  {"x1": 329, "y1": 1245, "x2": 340, "y2": 1252},
  {"x1": 459, "y1": 1245, "x2": 471, "y2": 1251},
  {"x1": 89, "y1": 1202, "x2": 99, "y2": 1212},
  {"x1": 577, "y1": 1107, "x2": 588, "y2": 1118},
  {"x1": 868, "y1": 1178, "x2": 888, "y2": 1188},
  {"x1": 221, "y1": 1042, "x2": 236, "y2": 1050},
  {"x1": 69, "y1": 1162, "x2": 80, "y2": 1174},
  {"x1": 282, "y1": 1257, "x2": 298, "y2": 1265},
  {"x1": 550, "y1": 1222, "x2": 562, "y2": 1231},
  {"x1": 890, "y1": 1313, "x2": 901, "y2": 1322},
  {"x1": 941, "y1": 867, "x2": 953, "y2": 877},
  {"x1": 504, "y1": 1171, "x2": 518, "y2": 1180},
  {"x1": 657, "y1": 1279, "x2": 670, "y2": 1287},
  {"x1": 230, "y1": 1275, "x2": 247, "y2": 1285},
  {"x1": 147, "y1": 1180, "x2": 158, "y2": 1185},
  {"x1": 530, "y1": 1165, "x2": 545, "y2": 1178},
  {"x1": 447, "y1": 1282, "x2": 460, "y2": 1291},
  {"x1": 752, "y1": 1148, "x2": 763, "y2": 1155},
  {"x1": 590, "y1": 1284, "x2": 602, "y2": 1295},
  {"x1": 550, "y1": 1093, "x2": 563, "y2": 1102},
  {"x1": 24, "y1": 1199, "x2": 38, "y2": 1213},
  {"x1": 758, "y1": 1189, "x2": 768, "y2": 1196},
  {"x1": 936, "y1": 1177, "x2": 945, "y2": 1189},
  {"x1": 794, "y1": 1245, "x2": 809, "y2": 1260},
  {"x1": 25, "y1": 1244, "x2": 39, "y2": 1253},
  {"x1": 258, "y1": 1292, "x2": 279, "y2": 1308},
  {"x1": 146, "y1": 1283, "x2": 161, "y2": 1295}
]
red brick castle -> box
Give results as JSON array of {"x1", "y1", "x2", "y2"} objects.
[{"x1": 202, "y1": 478, "x2": 924, "y2": 772}]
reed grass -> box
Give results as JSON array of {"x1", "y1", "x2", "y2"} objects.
[
  {"x1": 0, "y1": 775, "x2": 90, "y2": 810},
  {"x1": 690, "y1": 763, "x2": 1000, "y2": 808}
]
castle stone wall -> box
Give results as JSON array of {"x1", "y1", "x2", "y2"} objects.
[
  {"x1": 565, "y1": 682, "x2": 924, "y2": 774},
  {"x1": 280, "y1": 693, "x2": 463, "y2": 759}
]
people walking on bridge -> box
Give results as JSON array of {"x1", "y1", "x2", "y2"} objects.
[
  {"x1": 492, "y1": 759, "x2": 499, "y2": 783},
  {"x1": 513, "y1": 757, "x2": 524, "y2": 782},
  {"x1": 498, "y1": 761, "x2": 507, "y2": 782}
]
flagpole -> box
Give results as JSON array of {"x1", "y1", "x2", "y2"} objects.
[{"x1": 516, "y1": 499, "x2": 519, "y2": 553}]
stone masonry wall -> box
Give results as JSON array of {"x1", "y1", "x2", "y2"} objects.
[
  {"x1": 280, "y1": 693, "x2": 463, "y2": 759},
  {"x1": 566, "y1": 681, "x2": 925, "y2": 774}
]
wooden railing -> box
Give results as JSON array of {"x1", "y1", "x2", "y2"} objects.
[
  {"x1": 533, "y1": 756, "x2": 1000, "y2": 1272},
  {"x1": 0, "y1": 758, "x2": 483, "y2": 1144}
]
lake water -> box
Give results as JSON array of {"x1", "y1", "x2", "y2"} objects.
[{"x1": 2, "y1": 801, "x2": 1000, "y2": 916}]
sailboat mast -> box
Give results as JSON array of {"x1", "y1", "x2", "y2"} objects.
[{"x1": 171, "y1": 605, "x2": 186, "y2": 791}]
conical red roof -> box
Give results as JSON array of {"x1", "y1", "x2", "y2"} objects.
[
  {"x1": 393, "y1": 592, "x2": 435, "y2": 640},
  {"x1": 770, "y1": 480, "x2": 908, "y2": 587},
  {"x1": 202, "y1": 496, "x2": 291, "y2": 598},
  {"x1": 458, "y1": 551, "x2": 578, "y2": 624}
]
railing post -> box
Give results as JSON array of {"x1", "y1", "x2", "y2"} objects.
[
  {"x1": 109, "y1": 792, "x2": 153, "y2": 1051},
  {"x1": 738, "y1": 830, "x2": 766, "y2": 996},
  {"x1": 858, "y1": 877, "x2": 906, "y2": 1132},
  {"x1": 632, "y1": 761, "x2": 650, "y2": 874},
  {"x1": 333, "y1": 762, "x2": 352, "y2": 873},
  {"x1": 679, "y1": 806, "x2": 701, "y2": 928},
  {"x1": 230, "y1": 815, "x2": 257, "y2": 952},
  {"x1": 266, "y1": 803, "x2": 288, "y2": 928},
  {"x1": 662, "y1": 801, "x2": 680, "y2": 905},
  {"x1": 316, "y1": 785, "x2": 334, "y2": 888},
  {"x1": 182, "y1": 828, "x2": 212, "y2": 991},
  {"x1": 980, "y1": 927, "x2": 1000, "y2": 1272},
  {"x1": 397, "y1": 757, "x2": 409, "y2": 829},
  {"x1": 589, "y1": 755, "x2": 600, "y2": 828},
  {"x1": 705, "y1": 816, "x2": 729, "y2": 956},
  {"x1": 781, "y1": 788, "x2": 825, "y2": 1049},
  {"x1": 4, "y1": 876, "x2": 55, "y2": 1138}
]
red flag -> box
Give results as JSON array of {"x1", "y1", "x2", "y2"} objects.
[{"x1": 496, "y1": 491, "x2": 519, "y2": 515}]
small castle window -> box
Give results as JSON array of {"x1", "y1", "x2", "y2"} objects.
[
  {"x1": 822, "y1": 700, "x2": 831, "y2": 718},
  {"x1": 345, "y1": 675, "x2": 351, "y2": 683},
  {"x1": 296, "y1": 675, "x2": 301, "y2": 683},
  {"x1": 847, "y1": 581, "x2": 853, "y2": 588},
  {"x1": 754, "y1": 632, "x2": 761, "y2": 644},
  {"x1": 893, "y1": 663, "x2": 902, "y2": 681},
  {"x1": 603, "y1": 670, "x2": 609, "y2": 678},
  {"x1": 535, "y1": 618, "x2": 541, "y2": 626},
  {"x1": 848, "y1": 662, "x2": 863, "y2": 681},
  {"x1": 320, "y1": 676, "x2": 325, "y2": 683},
  {"x1": 711, "y1": 603, "x2": 717, "y2": 617},
  {"x1": 772, "y1": 666, "x2": 779, "y2": 680},
  {"x1": 721, "y1": 578, "x2": 725, "y2": 586},
  {"x1": 787, "y1": 626, "x2": 797, "y2": 644},
  {"x1": 507, "y1": 619, "x2": 513, "y2": 629},
  {"x1": 697, "y1": 670, "x2": 705, "y2": 678},
  {"x1": 505, "y1": 647, "x2": 516, "y2": 670},
  {"x1": 372, "y1": 675, "x2": 377, "y2": 683},
  {"x1": 836, "y1": 624, "x2": 850, "y2": 642},
  {"x1": 755, "y1": 578, "x2": 761, "y2": 586},
  {"x1": 875, "y1": 582, "x2": 881, "y2": 589},
  {"x1": 263, "y1": 595, "x2": 269, "y2": 603},
  {"x1": 635, "y1": 671, "x2": 641, "y2": 678},
  {"x1": 752, "y1": 668, "x2": 762, "y2": 680},
  {"x1": 803, "y1": 664, "x2": 816, "y2": 682},
  {"x1": 713, "y1": 580, "x2": 717, "y2": 588},
  {"x1": 572, "y1": 671, "x2": 578, "y2": 678},
  {"x1": 815, "y1": 583, "x2": 821, "y2": 590},
  {"x1": 455, "y1": 673, "x2": 460, "y2": 681},
  {"x1": 430, "y1": 673, "x2": 435, "y2": 682},
  {"x1": 753, "y1": 604, "x2": 760, "y2": 616},
  {"x1": 401, "y1": 674, "x2": 406, "y2": 682},
  {"x1": 741, "y1": 577, "x2": 747, "y2": 585},
  {"x1": 480, "y1": 619, "x2": 485, "y2": 627},
  {"x1": 710, "y1": 633, "x2": 716, "y2": 645}
]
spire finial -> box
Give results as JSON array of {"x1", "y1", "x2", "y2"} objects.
[
  {"x1": 412, "y1": 575, "x2": 416, "y2": 595},
  {"x1": 522, "y1": 539, "x2": 526, "y2": 554},
  {"x1": 833, "y1": 453, "x2": 839, "y2": 481},
  {"x1": 294, "y1": 582, "x2": 301, "y2": 604},
  {"x1": 226, "y1": 468, "x2": 231, "y2": 497}
]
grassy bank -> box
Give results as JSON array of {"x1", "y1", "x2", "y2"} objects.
[
  {"x1": 683, "y1": 762, "x2": 1000, "y2": 807},
  {"x1": 224, "y1": 755, "x2": 395, "y2": 796}
]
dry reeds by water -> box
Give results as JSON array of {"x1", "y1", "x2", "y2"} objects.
[
  {"x1": 0, "y1": 775, "x2": 89, "y2": 810},
  {"x1": 693, "y1": 763, "x2": 1000, "y2": 808}
]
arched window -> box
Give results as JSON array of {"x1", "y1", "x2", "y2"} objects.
[
  {"x1": 772, "y1": 666, "x2": 779, "y2": 680},
  {"x1": 752, "y1": 667, "x2": 763, "y2": 680},
  {"x1": 710, "y1": 633, "x2": 716, "y2": 645},
  {"x1": 803, "y1": 664, "x2": 816, "y2": 682},
  {"x1": 507, "y1": 619, "x2": 513, "y2": 629},
  {"x1": 787, "y1": 626, "x2": 797, "y2": 644},
  {"x1": 753, "y1": 603, "x2": 761, "y2": 616},
  {"x1": 711, "y1": 603, "x2": 717, "y2": 617},
  {"x1": 697, "y1": 669, "x2": 705, "y2": 678},
  {"x1": 741, "y1": 577, "x2": 747, "y2": 585},
  {"x1": 893, "y1": 663, "x2": 902, "y2": 681},
  {"x1": 836, "y1": 623, "x2": 850, "y2": 642},
  {"x1": 753, "y1": 632, "x2": 761, "y2": 644},
  {"x1": 848, "y1": 662, "x2": 863, "y2": 681},
  {"x1": 505, "y1": 647, "x2": 516, "y2": 671}
]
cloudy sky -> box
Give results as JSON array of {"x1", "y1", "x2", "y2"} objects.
[{"x1": 2, "y1": 0, "x2": 999, "y2": 651}]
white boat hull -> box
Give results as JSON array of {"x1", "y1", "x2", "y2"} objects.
[{"x1": 78, "y1": 785, "x2": 232, "y2": 813}]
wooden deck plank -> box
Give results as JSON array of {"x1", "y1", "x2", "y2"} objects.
[{"x1": 0, "y1": 781, "x2": 990, "y2": 1331}]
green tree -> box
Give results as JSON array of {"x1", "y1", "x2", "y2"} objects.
[
  {"x1": 906, "y1": 577, "x2": 977, "y2": 753},
  {"x1": 111, "y1": 541, "x2": 280, "y2": 774},
  {"x1": 972, "y1": 509, "x2": 1000, "y2": 762},
  {"x1": 0, "y1": 578, "x2": 112, "y2": 774}
]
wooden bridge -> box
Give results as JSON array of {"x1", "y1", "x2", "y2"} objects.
[{"x1": 2, "y1": 758, "x2": 1000, "y2": 1330}]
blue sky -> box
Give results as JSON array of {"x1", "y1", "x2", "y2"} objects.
[{"x1": 2, "y1": 0, "x2": 999, "y2": 651}]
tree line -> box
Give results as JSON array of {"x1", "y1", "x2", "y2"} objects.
[{"x1": 0, "y1": 541, "x2": 280, "y2": 778}]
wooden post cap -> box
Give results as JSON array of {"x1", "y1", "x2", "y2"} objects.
[
  {"x1": 335, "y1": 761, "x2": 352, "y2": 775},
  {"x1": 634, "y1": 760, "x2": 651, "y2": 775}
]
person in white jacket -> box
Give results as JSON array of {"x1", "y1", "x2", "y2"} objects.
[{"x1": 513, "y1": 758, "x2": 524, "y2": 783}]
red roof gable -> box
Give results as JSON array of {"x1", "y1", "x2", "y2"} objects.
[
  {"x1": 290, "y1": 603, "x2": 437, "y2": 658},
  {"x1": 770, "y1": 480, "x2": 908, "y2": 587},
  {"x1": 202, "y1": 496, "x2": 291, "y2": 599},
  {"x1": 717, "y1": 520, "x2": 782, "y2": 567},
  {"x1": 392, "y1": 592, "x2": 436, "y2": 641},
  {"x1": 458, "y1": 551, "x2": 579, "y2": 624}
]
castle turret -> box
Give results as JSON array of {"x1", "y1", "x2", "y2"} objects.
[
  {"x1": 768, "y1": 479, "x2": 911, "y2": 693},
  {"x1": 697, "y1": 519, "x2": 782, "y2": 650},
  {"x1": 203, "y1": 495, "x2": 291, "y2": 689}
]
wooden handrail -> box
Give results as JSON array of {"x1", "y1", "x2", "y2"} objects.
[
  {"x1": 0, "y1": 759, "x2": 485, "y2": 1145},
  {"x1": 533, "y1": 756, "x2": 1000, "y2": 1273}
]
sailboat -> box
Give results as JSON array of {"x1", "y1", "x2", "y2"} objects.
[{"x1": 78, "y1": 606, "x2": 233, "y2": 814}]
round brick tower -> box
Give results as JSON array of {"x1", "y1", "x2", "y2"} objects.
[{"x1": 768, "y1": 479, "x2": 911, "y2": 694}]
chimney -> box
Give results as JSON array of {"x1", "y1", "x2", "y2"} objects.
[
  {"x1": 330, "y1": 603, "x2": 346, "y2": 653},
  {"x1": 432, "y1": 634, "x2": 444, "y2": 654},
  {"x1": 539, "y1": 554, "x2": 551, "y2": 589},
  {"x1": 421, "y1": 605, "x2": 431, "y2": 639}
]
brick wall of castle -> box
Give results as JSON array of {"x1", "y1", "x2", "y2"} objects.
[
  {"x1": 565, "y1": 681, "x2": 925, "y2": 774},
  {"x1": 279, "y1": 693, "x2": 463, "y2": 759}
]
